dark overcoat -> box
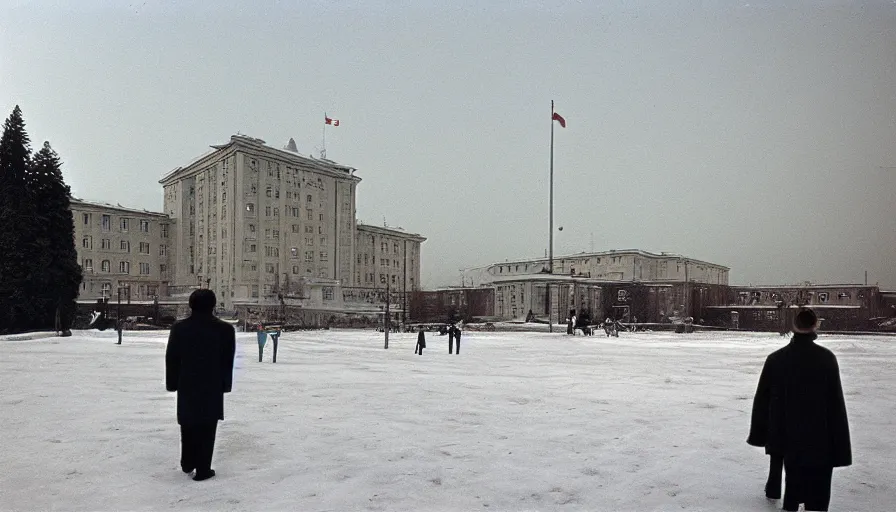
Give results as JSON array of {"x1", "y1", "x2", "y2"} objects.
[
  {"x1": 747, "y1": 333, "x2": 852, "y2": 468},
  {"x1": 165, "y1": 313, "x2": 236, "y2": 425},
  {"x1": 417, "y1": 331, "x2": 426, "y2": 348}
]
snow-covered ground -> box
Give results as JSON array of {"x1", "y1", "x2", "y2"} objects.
[{"x1": 1, "y1": 329, "x2": 894, "y2": 511}]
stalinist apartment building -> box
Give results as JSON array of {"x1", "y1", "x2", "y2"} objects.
[
  {"x1": 72, "y1": 135, "x2": 425, "y2": 315},
  {"x1": 157, "y1": 135, "x2": 425, "y2": 310},
  {"x1": 71, "y1": 199, "x2": 171, "y2": 301}
]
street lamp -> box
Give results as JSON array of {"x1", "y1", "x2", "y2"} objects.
[{"x1": 380, "y1": 275, "x2": 390, "y2": 349}]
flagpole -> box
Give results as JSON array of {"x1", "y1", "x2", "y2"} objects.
[
  {"x1": 321, "y1": 113, "x2": 327, "y2": 159},
  {"x1": 548, "y1": 100, "x2": 554, "y2": 333}
]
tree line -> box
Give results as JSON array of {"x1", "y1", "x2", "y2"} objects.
[{"x1": 0, "y1": 106, "x2": 82, "y2": 334}]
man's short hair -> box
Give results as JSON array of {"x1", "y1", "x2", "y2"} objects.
[{"x1": 189, "y1": 289, "x2": 216, "y2": 313}]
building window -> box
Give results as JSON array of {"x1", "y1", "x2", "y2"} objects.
[
  {"x1": 120, "y1": 218, "x2": 129, "y2": 232},
  {"x1": 101, "y1": 215, "x2": 111, "y2": 231},
  {"x1": 323, "y1": 287, "x2": 334, "y2": 301},
  {"x1": 160, "y1": 245, "x2": 168, "y2": 257},
  {"x1": 100, "y1": 260, "x2": 111, "y2": 273},
  {"x1": 305, "y1": 251, "x2": 314, "y2": 262},
  {"x1": 247, "y1": 203, "x2": 255, "y2": 213},
  {"x1": 82, "y1": 236, "x2": 92, "y2": 249},
  {"x1": 99, "y1": 238, "x2": 109, "y2": 250},
  {"x1": 83, "y1": 258, "x2": 93, "y2": 271},
  {"x1": 119, "y1": 261, "x2": 130, "y2": 274},
  {"x1": 818, "y1": 292, "x2": 829, "y2": 303},
  {"x1": 140, "y1": 220, "x2": 149, "y2": 233},
  {"x1": 273, "y1": 229, "x2": 279, "y2": 239},
  {"x1": 391, "y1": 275, "x2": 396, "y2": 284},
  {"x1": 251, "y1": 285, "x2": 259, "y2": 298},
  {"x1": 306, "y1": 209, "x2": 313, "y2": 220},
  {"x1": 292, "y1": 266, "x2": 299, "y2": 274},
  {"x1": 82, "y1": 213, "x2": 90, "y2": 225},
  {"x1": 139, "y1": 242, "x2": 150, "y2": 254},
  {"x1": 249, "y1": 244, "x2": 256, "y2": 253},
  {"x1": 265, "y1": 206, "x2": 271, "y2": 217},
  {"x1": 292, "y1": 224, "x2": 299, "y2": 233},
  {"x1": 266, "y1": 263, "x2": 275, "y2": 273},
  {"x1": 101, "y1": 282, "x2": 112, "y2": 295},
  {"x1": 139, "y1": 263, "x2": 150, "y2": 275},
  {"x1": 291, "y1": 247, "x2": 298, "y2": 258},
  {"x1": 120, "y1": 240, "x2": 130, "y2": 252},
  {"x1": 319, "y1": 251, "x2": 328, "y2": 262},
  {"x1": 160, "y1": 264, "x2": 167, "y2": 273},
  {"x1": 161, "y1": 224, "x2": 169, "y2": 238}
]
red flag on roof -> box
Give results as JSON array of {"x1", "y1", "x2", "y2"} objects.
[
  {"x1": 552, "y1": 112, "x2": 566, "y2": 128},
  {"x1": 325, "y1": 114, "x2": 340, "y2": 126}
]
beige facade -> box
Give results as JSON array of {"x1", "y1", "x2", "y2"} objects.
[
  {"x1": 354, "y1": 223, "x2": 425, "y2": 291},
  {"x1": 462, "y1": 249, "x2": 729, "y2": 287},
  {"x1": 70, "y1": 199, "x2": 171, "y2": 301},
  {"x1": 155, "y1": 135, "x2": 425, "y2": 312}
]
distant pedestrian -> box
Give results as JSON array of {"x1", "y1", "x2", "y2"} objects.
[
  {"x1": 415, "y1": 328, "x2": 426, "y2": 355},
  {"x1": 454, "y1": 326, "x2": 462, "y2": 354},
  {"x1": 747, "y1": 308, "x2": 851, "y2": 511},
  {"x1": 448, "y1": 324, "x2": 456, "y2": 354},
  {"x1": 165, "y1": 289, "x2": 236, "y2": 482}
]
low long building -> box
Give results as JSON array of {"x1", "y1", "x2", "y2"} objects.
[{"x1": 461, "y1": 249, "x2": 729, "y2": 288}]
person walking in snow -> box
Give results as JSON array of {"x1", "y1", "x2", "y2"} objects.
[
  {"x1": 454, "y1": 326, "x2": 462, "y2": 354},
  {"x1": 747, "y1": 308, "x2": 851, "y2": 511},
  {"x1": 414, "y1": 327, "x2": 426, "y2": 355},
  {"x1": 448, "y1": 324, "x2": 457, "y2": 354},
  {"x1": 165, "y1": 289, "x2": 236, "y2": 482}
]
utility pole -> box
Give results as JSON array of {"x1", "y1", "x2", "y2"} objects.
[{"x1": 382, "y1": 276, "x2": 390, "y2": 349}]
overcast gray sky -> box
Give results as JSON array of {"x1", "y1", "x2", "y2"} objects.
[{"x1": 2, "y1": 0, "x2": 894, "y2": 289}]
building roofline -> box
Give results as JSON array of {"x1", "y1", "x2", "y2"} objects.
[
  {"x1": 729, "y1": 284, "x2": 875, "y2": 289},
  {"x1": 159, "y1": 135, "x2": 362, "y2": 185},
  {"x1": 357, "y1": 222, "x2": 426, "y2": 242},
  {"x1": 479, "y1": 249, "x2": 729, "y2": 271},
  {"x1": 70, "y1": 198, "x2": 168, "y2": 218}
]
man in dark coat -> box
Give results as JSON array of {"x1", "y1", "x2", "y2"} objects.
[
  {"x1": 166, "y1": 289, "x2": 236, "y2": 482},
  {"x1": 448, "y1": 324, "x2": 456, "y2": 354},
  {"x1": 415, "y1": 327, "x2": 426, "y2": 355},
  {"x1": 747, "y1": 308, "x2": 851, "y2": 511},
  {"x1": 454, "y1": 326, "x2": 462, "y2": 354}
]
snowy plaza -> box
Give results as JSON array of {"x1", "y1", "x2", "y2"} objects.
[{"x1": 1, "y1": 329, "x2": 894, "y2": 511}]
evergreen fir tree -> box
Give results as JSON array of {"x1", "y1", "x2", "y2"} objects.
[
  {"x1": 29, "y1": 142, "x2": 83, "y2": 332},
  {"x1": 0, "y1": 106, "x2": 37, "y2": 332}
]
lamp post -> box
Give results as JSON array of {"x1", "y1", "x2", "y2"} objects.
[{"x1": 381, "y1": 275, "x2": 390, "y2": 349}]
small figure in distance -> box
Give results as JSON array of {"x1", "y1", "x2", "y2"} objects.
[{"x1": 414, "y1": 327, "x2": 426, "y2": 355}]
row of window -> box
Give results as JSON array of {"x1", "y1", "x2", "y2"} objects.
[
  {"x1": 81, "y1": 237, "x2": 166, "y2": 255},
  {"x1": 82, "y1": 213, "x2": 166, "y2": 236},
  {"x1": 82, "y1": 259, "x2": 154, "y2": 275}
]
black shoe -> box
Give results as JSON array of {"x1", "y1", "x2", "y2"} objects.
[{"x1": 193, "y1": 469, "x2": 215, "y2": 481}]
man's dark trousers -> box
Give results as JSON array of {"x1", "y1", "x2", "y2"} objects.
[
  {"x1": 180, "y1": 423, "x2": 218, "y2": 474},
  {"x1": 766, "y1": 454, "x2": 783, "y2": 499},
  {"x1": 449, "y1": 333, "x2": 455, "y2": 354}
]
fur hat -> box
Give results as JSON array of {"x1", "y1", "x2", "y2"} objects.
[{"x1": 793, "y1": 308, "x2": 818, "y2": 334}]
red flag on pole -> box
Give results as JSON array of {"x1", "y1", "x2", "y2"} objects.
[{"x1": 552, "y1": 112, "x2": 566, "y2": 128}]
